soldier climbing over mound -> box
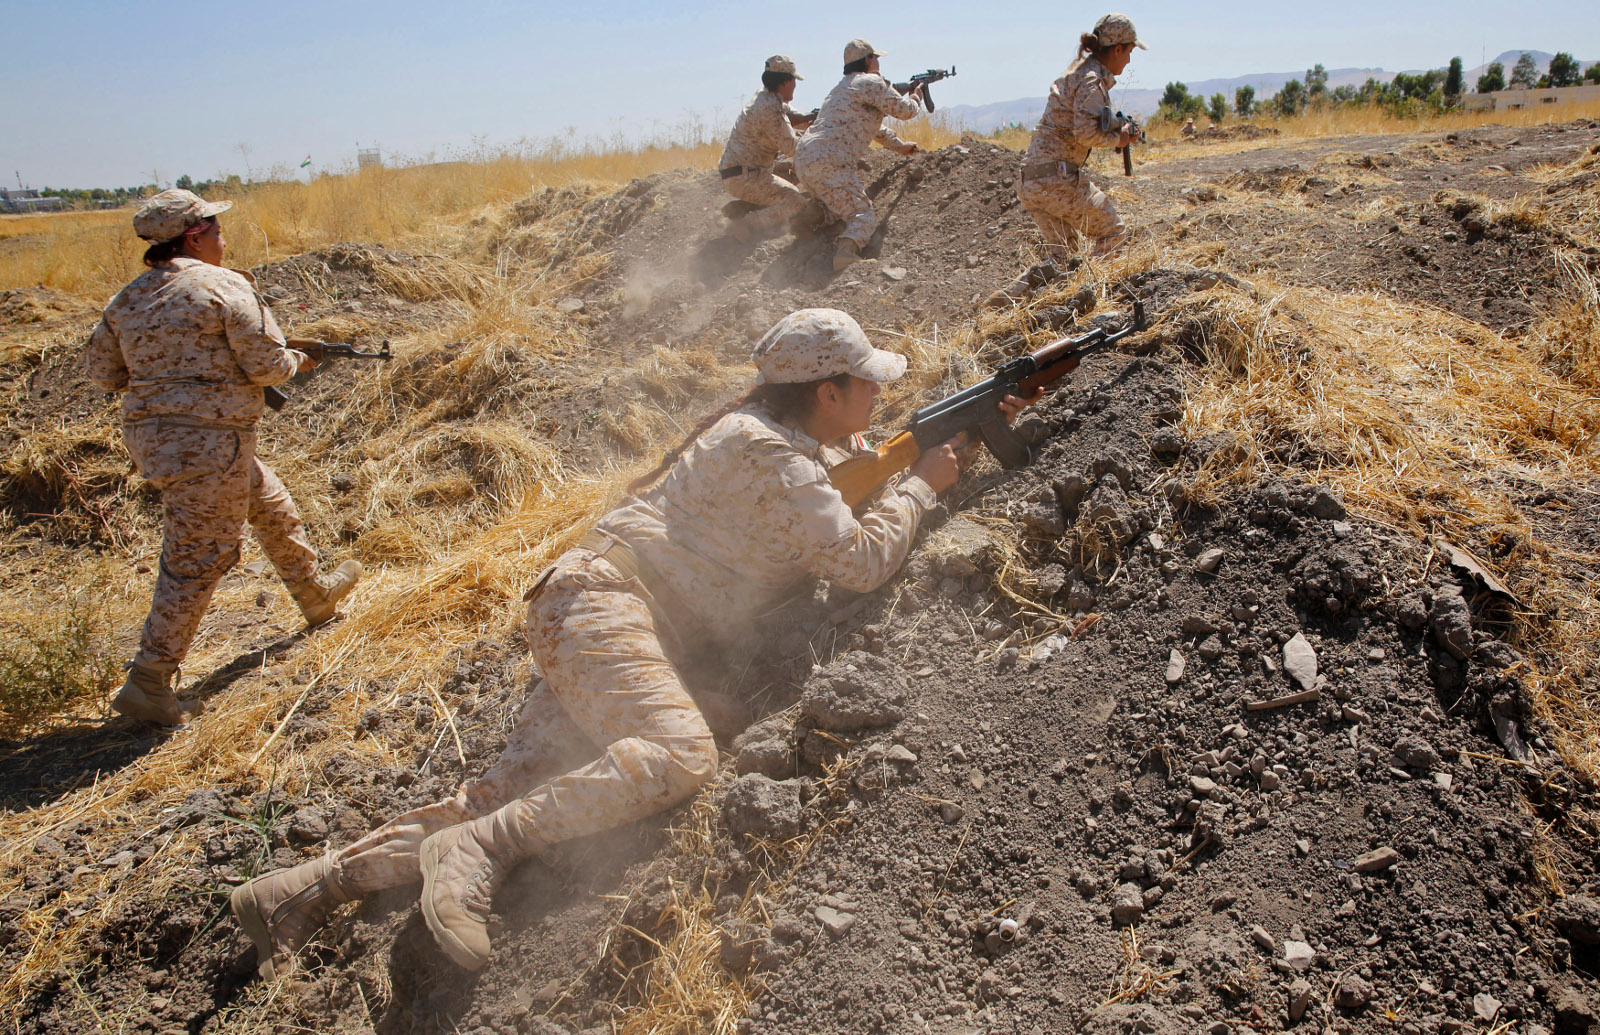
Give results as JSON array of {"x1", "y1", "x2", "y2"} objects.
[
  {"x1": 991, "y1": 12, "x2": 1144, "y2": 306},
  {"x1": 231, "y1": 309, "x2": 1037, "y2": 978},
  {"x1": 795, "y1": 39, "x2": 925, "y2": 272},
  {"x1": 719, "y1": 55, "x2": 815, "y2": 243},
  {"x1": 84, "y1": 190, "x2": 362, "y2": 726}
]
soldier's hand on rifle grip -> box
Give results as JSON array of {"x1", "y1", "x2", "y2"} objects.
[
  {"x1": 286, "y1": 338, "x2": 322, "y2": 371},
  {"x1": 1117, "y1": 127, "x2": 1134, "y2": 149},
  {"x1": 999, "y1": 389, "x2": 1044, "y2": 421},
  {"x1": 909, "y1": 441, "x2": 962, "y2": 494},
  {"x1": 897, "y1": 142, "x2": 919, "y2": 156}
]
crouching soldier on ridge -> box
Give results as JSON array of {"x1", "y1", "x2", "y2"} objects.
[
  {"x1": 795, "y1": 39, "x2": 924, "y2": 272},
  {"x1": 1017, "y1": 13, "x2": 1143, "y2": 260},
  {"x1": 85, "y1": 189, "x2": 362, "y2": 726},
  {"x1": 720, "y1": 55, "x2": 815, "y2": 242}
]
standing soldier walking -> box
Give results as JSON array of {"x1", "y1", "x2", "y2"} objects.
[
  {"x1": 719, "y1": 55, "x2": 814, "y2": 242},
  {"x1": 1016, "y1": 13, "x2": 1144, "y2": 262},
  {"x1": 85, "y1": 189, "x2": 362, "y2": 725},
  {"x1": 795, "y1": 39, "x2": 924, "y2": 272}
]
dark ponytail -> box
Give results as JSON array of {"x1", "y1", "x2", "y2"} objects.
[{"x1": 626, "y1": 374, "x2": 851, "y2": 494}]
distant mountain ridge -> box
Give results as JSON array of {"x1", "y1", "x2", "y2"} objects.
[{"x1": 943, "y1": 50, "x2": 1589, "y2": 132}]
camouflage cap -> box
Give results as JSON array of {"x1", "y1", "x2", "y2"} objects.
[
  {"x1": 752, "y1": 309, "x2": 907, "y2": 385},
  {"x1": 133, "y1": 189, "x2": 233, "y2": 242},
  {"x1": 843, "y1": 39, "x2": 885, "y2": 64},
  {"x1": 765, "y1": 54, "x2": 803, "y2": 80},
  {"x1": 1093, "y1": 13, "x2": 1148, "y2": 50}
]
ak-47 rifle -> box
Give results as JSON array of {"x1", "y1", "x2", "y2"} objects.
[
  {"x1": 893, "y1": 66, "x2": 956, "y2": 112},
  {"x1": 1098, "y1": 106, "x2": 1142, "y2": 177},
  {"x1": 828, "y1": 300, "x2": 1147, "y2": 507},
  {"x1": 263, "y1": 339, "x2": 393, "y2": 411}
]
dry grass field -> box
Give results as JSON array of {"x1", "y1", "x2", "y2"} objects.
[{"x1": 1, "y1": 101, "x2": 1598, "y2": 1033}]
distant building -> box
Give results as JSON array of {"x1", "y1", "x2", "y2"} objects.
[
  {"x1": 0, "y1": 188, "x2": 67, "y2": 213},
  {"x1": 357, "y1": 147, "x2": 382, "y2": 169},
  {"x1": 1466, "y1": 83, "x2": 1600, "y2": 112}
]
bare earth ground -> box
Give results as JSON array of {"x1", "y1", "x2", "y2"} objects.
[{"x1": 1, "y1": 120, "x2": 1599, "y2": 1035}]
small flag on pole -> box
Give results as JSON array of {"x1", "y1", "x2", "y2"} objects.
[{"x1": 299, "y1": 155, "x2": 312, "y2": 168}]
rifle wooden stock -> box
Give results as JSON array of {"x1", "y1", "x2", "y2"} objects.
[{"x1": 829, "y1": 431, "x2": 925, "y2": 508}]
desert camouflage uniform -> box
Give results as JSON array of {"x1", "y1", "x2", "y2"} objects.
[
  {"x1": 1018, "y1": 56, "x2": 1128, "y2": 257},
  {"x1": 721, "y1": 90, "x2": 809, "y2": 237},
  {"x1": 794, "y1": 73, "x2": 922, "y2": 248},
  {"x1": 85, "y1": 256, "x2": 316, "y2": 663},
  {"x1": 326, "y1": 403, "x2": 936, "y2": 891}
]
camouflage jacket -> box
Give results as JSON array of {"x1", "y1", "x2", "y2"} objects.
[
  {"x1": 721, "y1": 90, "x2": 798, "y2": 170},
  {"x1": 593, "y1": 402, "x2": 935, "y2": 647},
  {"x1": 85, "y1": 257, "x2": 299, "y2": 428},
  {"x1": 1024, "y1": 56, "x2": 1123, "y2": 167},
  {"x1": 795, "y1": 72, "x2": 921, "y2": 167}
]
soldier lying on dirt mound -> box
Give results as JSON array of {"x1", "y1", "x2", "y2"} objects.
[
  {"x1": 795, "y1": 39, "x2": 925, "y2": 272},
  {"x1": 230, "y1": 308, "x2": 1036, "y2": 977},
  {"x1": 719, "y1": 54, "x2": 816, "y2": 243},
  {"x1": 84, "y1": 190, "x2": 362, "y2": 726}
]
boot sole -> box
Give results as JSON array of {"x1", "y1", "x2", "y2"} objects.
[
  {"x1": 229, "y1": 879, "x2": 283, "y2": 981},
  {"x1": 419, "y1": 832, "x2": 489, "y2": 971}
]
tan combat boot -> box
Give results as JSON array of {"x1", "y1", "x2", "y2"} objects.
[
  {"x1": 230, "y1": 853, "x2": 357, "y2": 981},
  {"x1": 287, "y1": 560, "x2": 363, "y2": 627},
  {"x1": 112, "y1": 655, "x2": 201, "y2": 725},
  {"x1": 832, "y1": 238, "x2": 861, "y2": 272},
  {"x1": 419, "y1": 805, "x2": 535, "y2": 970}
]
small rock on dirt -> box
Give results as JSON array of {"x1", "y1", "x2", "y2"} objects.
[
  {"x1": 1165, "y1": 650, "x2": 1186, "y2": 684},
  {"x1": 1282, "y1": 633, "x2": 1318, "y2": 690},
  {"x1": 720, "y1": 774, "x2": 803, "y2": 840},
  {"x1": 1353, "y1": 846, "x2": 1400, "y2": 872},
  {"x1": 814, "y1": 905, "x2": 857, "y2": 938},
  {"x1": 1335, "y1": 974, "x2": 1373, "y2": 1011},
  {"x1": 1111, "y1": 883, "x2": 1144, "y2": 925},
  {"x1": 1547, "y1": 894, "x2": 1600, "y2": 946}
]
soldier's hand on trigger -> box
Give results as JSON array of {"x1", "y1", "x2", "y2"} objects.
[
  {"x1": 998, "y1": 389, "x2": 1044, "y2": 421},
  {"x1": 286, "y1": 337, "x2": 321, "y2": 372},
  {"x1": 909, "y1": 440, "x2": 961, "y2": 494},
  {"x1": 897, "y1": 142, "x2": 919, "y2": 156}
]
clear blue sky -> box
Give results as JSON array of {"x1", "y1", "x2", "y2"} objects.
[{"x1": 4, "y1": 0, "x2": 1595, "y2": 189}]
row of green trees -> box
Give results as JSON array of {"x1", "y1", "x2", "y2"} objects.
[
  {"x1": 1476, "y1": 52, "x2": 1597, "y2": 93},
  {"x1": 1155, "y1": 52, "x2": 1597, "y2": 125}
]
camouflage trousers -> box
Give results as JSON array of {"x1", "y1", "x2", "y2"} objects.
[
  {"x1": 1018, "y1": 170, "x2": 1126, "y2": 258},
  {"x1": 795, "y1": 157, "x2": 877, "y2": 248},
  {"x1": 724, "y1": 168, "x2": 808, "y2": 237},
  {"x1": 123, "y1": 422, "x2": 316, "y2": 663},
  {"x1": 333, "y1": 548, "x2": 719, "y2": 892}
]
